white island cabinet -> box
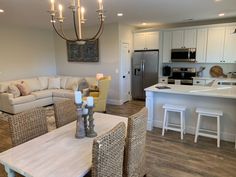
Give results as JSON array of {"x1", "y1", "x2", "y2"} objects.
[{"x1": 145, "y1": 84, "x2": 236, "y2": 142}]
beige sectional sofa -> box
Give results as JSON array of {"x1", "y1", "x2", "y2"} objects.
[{"x1": 0, "y1": 76, "x2": 98, "y2": 114}]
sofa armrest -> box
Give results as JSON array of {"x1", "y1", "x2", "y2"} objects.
[{"x1": 0, "y1": 93, "x2": 13, "y2": 107}]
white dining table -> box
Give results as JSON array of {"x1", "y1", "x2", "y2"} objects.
[{"x1": 0, "y1": 112, "x2": 128, "y2": 177}]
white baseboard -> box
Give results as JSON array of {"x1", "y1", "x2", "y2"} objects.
[
  {"x1": 153, "y1": 120, "x2": 235, "y2": 143},
  {"x1": 107, "y1": 99, "x2": 123, "y2": 105}
]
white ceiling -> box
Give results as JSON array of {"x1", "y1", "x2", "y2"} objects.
[{"x1": 1, "y1": 0, "x2": 236, "y2": 29}]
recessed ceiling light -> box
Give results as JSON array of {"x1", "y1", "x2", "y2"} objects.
[
  {"x1": 218, "y1": 13, "x2": 225, "y2": 17},
  {"x1": 214, "y1": 0, "x2": 222, "y2": 2},
  {"x1": 117, "y1": 13, "x2": 123, "y2": 17},
  {"x1": 142, "y1": 23, "x2": 147, "y2": 25},
  {"x1": 0, "y1": 9, "x2": 4, "y2": 13}
]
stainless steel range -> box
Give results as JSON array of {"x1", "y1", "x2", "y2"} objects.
[{"x1": 168, "y1": 67, "x2": 196, "y2": 85}]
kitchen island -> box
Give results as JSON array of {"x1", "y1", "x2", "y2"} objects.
[{"x1": 145, "y1": 84, "x2": 236, "y2": 142}]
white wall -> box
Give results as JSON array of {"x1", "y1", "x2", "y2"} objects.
[
  {"x1": 54, "y1": 23, "x2": 121, "y2": 103},
  {"x1": 0, "y1": 25, "x2": 56, "y2": 81}
]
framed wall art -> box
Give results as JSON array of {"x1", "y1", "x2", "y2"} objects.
[{"x1": 67, "y1": 39, "x2": 99, "y2": 62}]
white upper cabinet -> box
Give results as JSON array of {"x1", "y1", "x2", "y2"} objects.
[
  {"x1": 206, "y1": 27, "x2": 225, "y2": 63},
  {"x1": 172, "y1": 30, "x2": 184, "y2": 48},
  {"x1": 162, "y1": 31, "x2": 172, "y2": 63},
  {"x1": 172, "y1": 29, "x2": 196, "y2": 49},
  {"x1": 223, "y1": 25, "x2": 236, "y2": 63},
  {"x1": 133, "y1": 32, "x2": 159, "y2": 50},
  {"x1": 196, "y1": 28, "x2": 208, "y2": 63},
  {"x1": 184, "y1": 29, "x2": 197, "y2": 48}
]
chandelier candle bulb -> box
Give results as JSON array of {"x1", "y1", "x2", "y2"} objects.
[
  {"x1": 71, "y1": 0, "x2": 76, "y2": 7},
  {"x1": 81, "y1": 7, "x2": 85, "y2": 21},
  {"x1": 75, "y1": 91, "x2": 82, "y2": 104},
  {"x1": 50, "y1": 0, "x2": 55, "y2": 11},
  {"x1": 58, "y1": 4, "x2": 63, "y2": 18},
  {"x1": 87, "y1": 97, "x2": 94, "y2": 107},
  {"x1": 98, "y1": 0, "x2": 103, "y2": 10}
]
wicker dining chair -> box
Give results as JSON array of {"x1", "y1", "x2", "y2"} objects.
[
  {"x1": 91, "y1": 122, "x2": 126, "y2": 177},
  {"x1": 8, "y1": 107, "x2": 48, "y2": 147},
  {"x1": 123, "y1": 107, "x2": 148, "y2": 177},
  {"x1": 54, "y1": 99, "x2": 77, "y2": 128}
]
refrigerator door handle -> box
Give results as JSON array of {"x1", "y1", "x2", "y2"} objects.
[{"x1": 142, "y1": 60, "x2": 145, "y2": 73}]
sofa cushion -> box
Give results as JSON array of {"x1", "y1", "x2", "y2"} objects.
[
  {"x1": 60, "y1": 76, "x2": 68, "y2": 89},
  {"x1": 38, "y1": 77, "x2": 49, "y2": 90},
  {"x1": 52, "y1": 89, "x2": 74, "y2": 99},
  {"x1": 65, "y1": 77, "x2": 78, "y2": 91},
  {"x1": 9, "y1": 95, "x2": 36, "y2": 105},
  {"x1": 48, "y1": 77, "x2": 60, "y2": 89},
  {"x1": 24, "y1": 78, "x2": 41, "y2": 92},
  {"x1": 31, "y1": 90, "x2": 53, "y2": 99},
  {"x1": 16, "y1": 81, "x2": 32, "y2": 96},
  {"x1": 8, "y1": 84, "x2": 21, "y2": 98}
]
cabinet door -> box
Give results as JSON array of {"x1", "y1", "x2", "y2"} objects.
[
  {"x1": 184, "y1": 29, "x2": 197, "y2": 48},
  {"x1": 224, "y1": 25, "x2": 236, "y2": 63},
  {"x1": 134, "y1": 33, "x2": 146, "y2": 50},
  {"x1": 146, "y1": 32, "x2": 159, "y2": 50},
  {"x1": 196, "y1": 28, "x2": 208, "y2": 63},
  {"x1": 162, "y1": 31, "x2": 172, "y2": 63},
  {"x1": 172, "y1": 30, "x2": 184, "y2": 48},
  {"x1": 206, "y1": 27, "x2": 225, "y2": 63}
]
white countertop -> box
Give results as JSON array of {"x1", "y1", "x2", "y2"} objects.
[
  {"x1": 145, "y1": 84, "x2": 236, "y2": 99},
  {"x1": 192, "y1": 77, "x2": 236, "y2": 81}
]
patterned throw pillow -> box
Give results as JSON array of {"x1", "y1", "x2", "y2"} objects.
[
  {"x1": 8, "y1": 84, "x2": 21, "y2": 98},
  {"x1": 16, "y1": 81, "x2": 32, "y2": 96},
  {"x1": 78, "y1": 79, "x2": 89, "y2": 91}
]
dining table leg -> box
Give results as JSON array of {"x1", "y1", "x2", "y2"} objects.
[{"x1": 4, "y1": 166, "x2": 15, "y2": 177}]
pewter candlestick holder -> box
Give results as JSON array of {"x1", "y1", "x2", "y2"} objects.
[
  {"x1": 75, "y1": 103, "x2": 86, "y2": 139},
  {"x1": 85, "y1": 105, "x2": 97, "y2": 138}
]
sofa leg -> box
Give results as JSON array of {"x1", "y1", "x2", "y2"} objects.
[{"x1": 103, "y1": 111, "x2": 106, "y2": 113}]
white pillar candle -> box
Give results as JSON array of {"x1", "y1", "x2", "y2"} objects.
[
  {"x1": 87, "y1": 96, "x2": 94, "y2": 106},
  {"x1": 50, "y1": 0, "x2": 55, "y2": 11},
  {"x1": 75, "y1": 91, "x2": 82, "y2": 104},
  {"x1": 58, "y1": 4, "x2": 63, "y2": 18},
  {"x1": 98, "y1": 0, "x2": 103, "y2": 10},
  {"x1": 82, "y1": 108, "x2": 88, "y2": 115}
]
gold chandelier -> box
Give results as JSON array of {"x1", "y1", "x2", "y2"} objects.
[{"x1": 48, "y1": 0, "x2": 105, "y2": 45}]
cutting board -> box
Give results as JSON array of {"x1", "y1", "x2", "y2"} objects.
[{"x1": 210, "y1": 65, "x2": 227, "y2": 77}]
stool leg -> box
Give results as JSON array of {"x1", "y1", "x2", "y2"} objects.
[
  {"x1": 162, "y1": 109, "x2": 167, "y2": 136},
  {"x1": 194, "y1": 114, "x2": 201, "y2": 143},
  {"x1": 180, "y1": 111, "x2": 184, "y2": 140},
  {"x1": 183, "y1": 111, "x2": 186, "y2": 134},
  {"x1": 165, "y1": 111, "x2": 169, "y2": 132},
  {"x1": 217, "y1": 116, "x2": 220, "y2": 148}
]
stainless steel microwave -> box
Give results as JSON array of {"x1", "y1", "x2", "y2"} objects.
[{"x1": 171, "y1": 48, "x2": 196, "y2": 62}]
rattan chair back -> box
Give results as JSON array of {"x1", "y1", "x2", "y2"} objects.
[
  {"x1": 54, "y1": 99, "x2": 77, "y2": 128},
  {"x1": 8, "y1": 107, "x2": 48, "y2": 147},
  {"x1": 92, "y1": 122, "x2": 126, "y2": 177},
  {"x1": 124, "y1": 107, "x2": 148, "y2": 177}
]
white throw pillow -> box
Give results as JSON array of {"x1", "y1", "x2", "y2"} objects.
[
  {"x1": 24, "y1": 78, "x2": 41, "y2": 92},
  {"x1": 8, "y1": 83, "x2": 21, "y2": 98},
  {"x1": 60, "y1": 76, "x2": 68, "y2": 89},
  {"x1": 38, "y1": 77, "x2": 49, "y2": 90},
  {"x1": 48, "y1": 77, "x2": 60, "y2": 89},
  {"x1": 65, "y1": 77, "x2": 78, "y2": 90}
]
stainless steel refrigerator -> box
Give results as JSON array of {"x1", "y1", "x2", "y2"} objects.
[{"x1": 132, "y1": 50, "x2": 159, "y2": 100}]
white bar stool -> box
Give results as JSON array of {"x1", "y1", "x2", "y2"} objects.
[
  {"x1": 162, "y1": 104, "x2": 187, "y2": 140},
  {"x1": 194, "y1": 107, "x2": 223, "y2": 148}
]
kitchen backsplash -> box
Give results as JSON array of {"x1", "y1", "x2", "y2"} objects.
[{"x1": 162, "y1": 63, "x2": 236, "y2": 77}]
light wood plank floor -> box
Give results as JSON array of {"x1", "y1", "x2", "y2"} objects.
[{"x1": 0, "y1": 101, "x2": 236, "y2": 177}]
